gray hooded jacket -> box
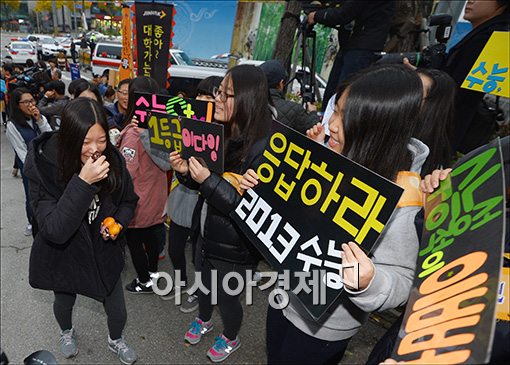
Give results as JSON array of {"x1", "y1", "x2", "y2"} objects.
[{"x1": 282, "y1": 138, "x2": 429, "y2": 341}]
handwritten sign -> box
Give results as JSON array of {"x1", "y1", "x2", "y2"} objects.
[
  {"x1": 133, "y1": 91, "x2": 214, "y2": 128},
  {"x1": 231, "y1": 121, "x2": 403, "y2": 320},
  {"x1": 119, "y1": 5, "x2": 134, "y2": 81},
  {"x1": 180, "y1": 117, "x2": 224, "y2": 174},
  {"x1": 461, "y1": 31, "x2": 509, "y2": 98},
  {"x1": 147, "y1": 113, "x2": 224, "y2": 174},
  {"x1": 392, "y1": 139, "x2": 505, "y2": 364},
  {"x1": 134, "y1": 1, "x2": 174, "y2": 88}
]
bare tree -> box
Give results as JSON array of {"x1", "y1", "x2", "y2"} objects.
[
  {"x1": 272, "y1": 1, "x2": 301, "y2": 67},
  {"x1": 385, "y1": 0, "x2": 435, "y2": 52}
]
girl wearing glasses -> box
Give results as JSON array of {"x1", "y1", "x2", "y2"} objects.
[
  {"x1": 170, "y1": 65, "x2": 272, "y2": 362},
  {"x1": 6, "y1": 87, "x2": 52, "y2": 237}
]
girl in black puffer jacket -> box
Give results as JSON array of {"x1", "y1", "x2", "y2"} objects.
[{"x1": 170, "y1": 64, "x2": 272, "y2": 363}]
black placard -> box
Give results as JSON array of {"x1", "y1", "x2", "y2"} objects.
[{"x1": 231, "y1": 121, "x2": 404, "y2": 320}]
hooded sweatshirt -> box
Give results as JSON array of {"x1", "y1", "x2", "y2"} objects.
[
  {"x1": 282, "y1": 138, "x2": 429, "y2": 341},
  {"x1": 118, "y1": 124, "x2": 168, "y2": 228}
]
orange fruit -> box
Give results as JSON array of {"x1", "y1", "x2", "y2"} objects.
[
  {"x1": 102, "y1": 217, "x2": 116, "y2": 228},
  {"x1": 109, "y1": 223, "x2": 121, "y2": 236}
]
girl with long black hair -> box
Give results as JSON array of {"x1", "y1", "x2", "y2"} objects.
[
  {"x1": 6, "y1": 87, "x2": 52, "y2": 237},
  {"x1": 170, "y1": 64, "x2": 272, "y2": 362},
  {"x1": 242, "y1": 65, "x2": 429, "y2": 364},
  {"x1": 24, "y1": 98, "x2": 139, "y2": 364}
]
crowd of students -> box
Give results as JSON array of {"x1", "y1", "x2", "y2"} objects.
[{"x1": 1, "y1": 1, "x2": 508, "y2": 364}]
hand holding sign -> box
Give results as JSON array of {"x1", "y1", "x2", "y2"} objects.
[
  {"x1": 420, "y1": 168, "x2": 452, "y2": 193},
  {"x1": 341, "y1": 241, "x2": 375, "y2": 291},
  {"x1": 169, "y1": 151, "x2": 189, "y2": 175},
  {"x1": 240, "y1": 168, "x2": 259, "y2": 192},
  {"x1": 306, "y1": 122, "x2": 325, "y2": 144},
  {"x1": 189, "y1": 156, "x2": 211, "y2": 184}
]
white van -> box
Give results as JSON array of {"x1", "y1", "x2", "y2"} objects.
[
  {"x1": 166, "y1": 65, "x2": 226, "y2": 97},
  {"x1": 92, "y1": 42, "x2": 194, "y2": 76}
]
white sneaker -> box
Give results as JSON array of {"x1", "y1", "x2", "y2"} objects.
[
  {"x1": 24, "y1": 224, "x2": 32, "y2": 236},
  {"x1": 160, "y1": 285, "x2": 188, "y2": 301}
]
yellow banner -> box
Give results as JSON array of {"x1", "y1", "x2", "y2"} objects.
[
  {"x1": 497, "y1": 266, "x2": 510, "y2": 321},
  {"x1": 119, "y1": 5, "x2": 134, "y2": 82},
  {"x1": 461, "y1": 31, "x2": 509, "y2": 98}
]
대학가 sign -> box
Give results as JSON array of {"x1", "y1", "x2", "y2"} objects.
[
  {"x1": 147, "y1": 113, "x2": 224, "y2": 174},
  {"x1": 135, "y1": 1, "x2": 174, "y2": 88},
  {"x1": 392, "y1": 139, "x2": 505, "y2": 364},
  {"x1": 133, "y1": 91, "x2": 214, "y2": 127},
  {"x1": 231, "y1": 121, "x2": 404, "y2": 320}
]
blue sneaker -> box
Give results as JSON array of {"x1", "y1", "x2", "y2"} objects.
[
  {"x1": 184, "y1": 318, "x2": 213, "y2": 345},
  {"x1": 59, "y1": 328, "x2": 78, "y2": 358},
  {"x1": 206, "y1": 334, "x2": 241, "y2": 363}
]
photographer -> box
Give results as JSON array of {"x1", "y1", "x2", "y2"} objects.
[
  {"x1": 442, "y1": 0, "x2": 509, "y2": 154},
  {"x1": 259, "y1": 60, "x2": 320, "y2": 135},
  {"x1": 37, "y1": 80, "x2": 69, "y2": 129},
  {"x1": 307, "y1": 0, "x2": 395, "y2": 110}
]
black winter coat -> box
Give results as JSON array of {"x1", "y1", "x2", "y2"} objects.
[
  {"x1": 178, "y1": 139, "x2": 267, "y2": 265},
  {"x1": 24, "y1": 132, "x2": 139, "y2": 299},
  {"x1": 442, "y1": 13, "x2": 510, "y2": 153},
  {"x1": 270, "y1": 89, "x2": 320, "y2": 135},
  {"x1": 313, "y1": 0, "x2": 395, "y2": 51}
]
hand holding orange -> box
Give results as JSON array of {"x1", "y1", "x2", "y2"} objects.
[
  {"x1": 101, "y1": 217, "x2": 122, "y2": 240},
  {"x1": 108, "y1": 223, "x2": 121, "y2": 236}
]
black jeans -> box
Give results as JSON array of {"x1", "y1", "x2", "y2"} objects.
[
  {"x1": 53, "y1": 278, "x2": 127, "y2": 340},
  {"x1": 195, "y1": 237, "x2": 254, "y2": 340},
  {"x1": 126, "y1": 223, "x2": 164, "y2": 283},
  {"x1": 168, "y1": 220, "x2": 195, "y2": 285},
  {"x1": 266, "y1": 305, "x2": 350, "y2": 365}
]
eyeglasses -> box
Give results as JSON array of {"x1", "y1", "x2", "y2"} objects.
[
  {"x1": 19, "y1": 99, "x2": 36, "y2": 105},
  {"x1": 212, "y1": 87, "x2": 234, "y2": 102}
]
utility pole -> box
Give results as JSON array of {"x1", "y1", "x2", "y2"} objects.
[
  {"x1": 73, "y1": 0, "x2": 78, "y2": 31},
  {"x1": 62, "y1": 5, "x2": 66, "y2": 32},
  {"x1": 52, "y1": 0, "x2": 58, "y2": 34},
  {"x1": 36, "y1": 12, "x2": 41, "y2": 33}
]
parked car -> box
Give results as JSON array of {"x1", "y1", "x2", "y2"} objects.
[
  {"x1": 83, "y1": 31, "x2": 105, "y2": 42},
  {"x1": 58, "y1": 37, "x2": 80, "y2": 53},
  {"x1": 4, "y1": 41, "x2": 36, "y2": 65},
  {"x1": 91, "y1": 42, "x2": 194, "y2": 76},
  {"x1": 39, "y1": 37, "x2": 66, "y2": 60}
]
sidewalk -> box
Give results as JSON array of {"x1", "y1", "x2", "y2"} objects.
[{"x1": 0, "y1": 129, "x2": 395, "y2": 364}]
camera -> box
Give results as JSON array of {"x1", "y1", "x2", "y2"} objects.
[
  {"x1": 8, "y1": 66, "x2": 48, "y2": 95},
  {"x1": 375, "y1": 14, "x2": 453, "y2": 69}
]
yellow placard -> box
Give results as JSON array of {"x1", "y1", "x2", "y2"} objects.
[
  {"x1": 119, "y1": 5, "x2": 134, "y2": 82},
  {"x1": 461, "y1": 31, "x2": 509, "y2": 98},
  {"x1": 497, "y1": 266, "x2": 510, "y2": 321}
]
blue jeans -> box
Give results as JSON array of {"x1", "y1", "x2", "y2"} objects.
[{"x1": 322, "y1": 48, "x2": 378, "y2": 111}]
